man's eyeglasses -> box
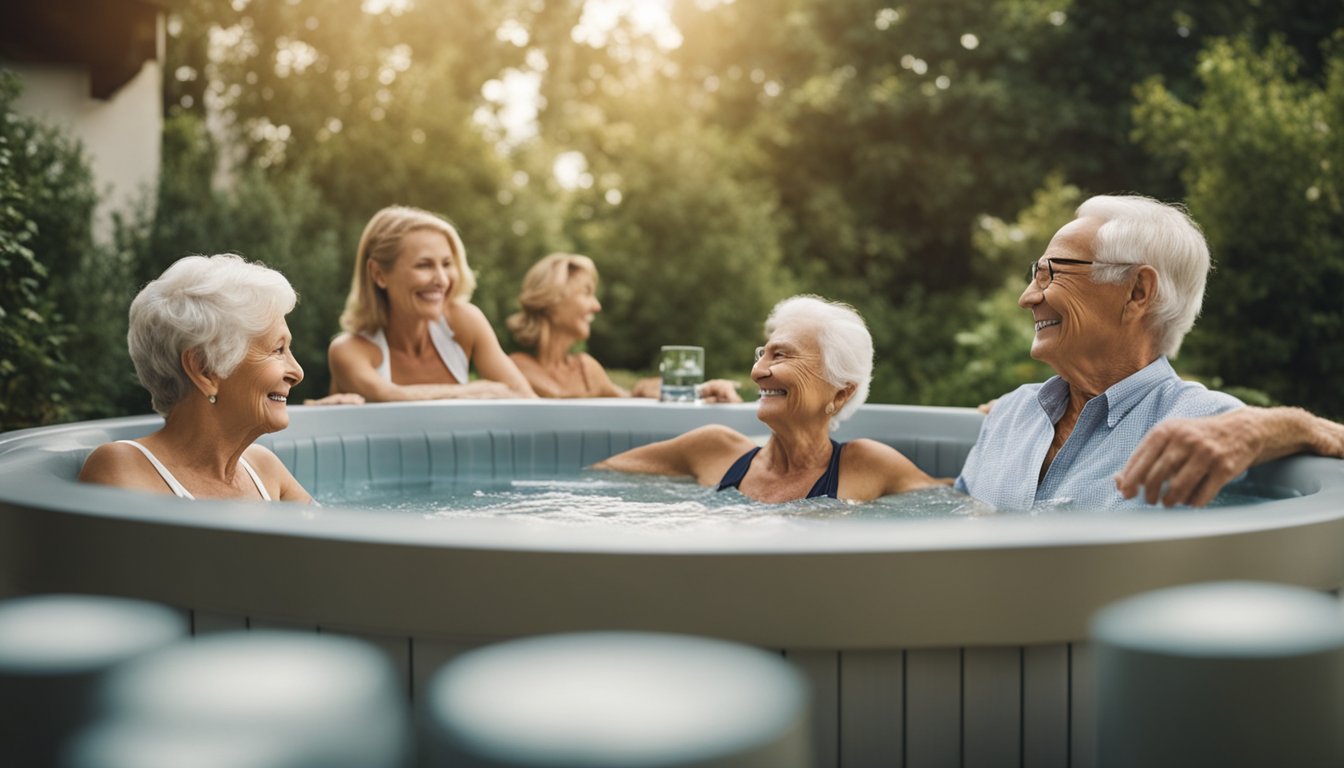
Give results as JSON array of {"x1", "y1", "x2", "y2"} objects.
[{"x1": 1027, "y1": 258, "x2": 1135, "y2": 289}]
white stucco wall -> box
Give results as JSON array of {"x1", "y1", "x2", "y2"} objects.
[{"x1": 10, "y1": 60, "x2": 162, "y2": 244}]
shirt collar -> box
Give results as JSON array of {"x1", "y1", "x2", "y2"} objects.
[
  {"x1": 1035, "y1": 356, "x2": 1177, "y2": 428},
  {"x1": 1102, "y1": 356, "x2": 1177, "y2": 427}
]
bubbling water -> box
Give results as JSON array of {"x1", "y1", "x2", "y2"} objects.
[
  {"x1": 322, "y1": 474, "x2": 989, "y2": 530},
  {"x1": 320, "y1": 474, "x2": 1296, "y2": 529}
]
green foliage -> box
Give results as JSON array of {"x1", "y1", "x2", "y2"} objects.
[
  {"x1": 1134, "y1": 35, "x2": 1344, "y2": 419},
  {"x1": 921, "y1": 177, "x2": 1078, "y2": 405},
  {"x1": 0, "y1": 70, "x2": 85, "y2": 429},
  {"x1": 567, "y1": 117, "x2": 793, "y2": 378},
  {"x1": 10, "y1": 2, "x2": 1344, "y2": 425}
]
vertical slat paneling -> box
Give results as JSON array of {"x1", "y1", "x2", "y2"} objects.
[
  {"x1": 1023, "y1": 644, "x2": 1069, "y2": 768},
  {"x1": 249, "y1": 618, "x2": 317, "y2": 632},
  {"x1": 840, "y1": 649, "x2": 904, "y2": 768},
  {"x1": 963, "y1": 646, "x2": 1021, "y2": 768},
  {"x1": 905, "y1": 647, "x2": 961, "y2": 768},
  {"x1": 399, "y1": 434, "x2": 430, "y2": 485},
  {"x1": 555, "y1": 432, "x2": 583, "y2": 471},
  {"x1": 291, "y1": 436, "x2": 317, "y2": 490},
  {"x1": 191, "y1": 610, "x2": 248, "y2": 635},
  {"x1": 455, "y1": 431, "x2": 493, "y2": 478},
  {"x1": 313, "y1": 435, "x2": 344, "y2": 496},
  {"x1": 580, "y1": 430, "x2": 612, "y2": 467},
  {"x1": 786, "y1": 650, "x2": 839, "y2": 768},
  {"x1": 489, "y1": 431, "x2": 514, "y2": 479},
  {"x1": 529, "y1": 432, "x2": 558, "y2": 476},
  {"x1": 1069, "y1": 642, "x2": 1097, "y2": 768},
  {"x1": 427, "y1": 433, "x2": 456, "y2": 481},
  {"x1": 340, "y1": 434, "x2": 372, "y2": 489},
  {"x1": 369, "y1": 435, "x2": 403, "y2": 489}
]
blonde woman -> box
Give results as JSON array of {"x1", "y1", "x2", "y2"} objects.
[
  {"x1": 328, "y1": 206, "x2": 536, "y2": 401},
  {"x1": 507, "y1": 253, "x2": 741, "y2": 401}
]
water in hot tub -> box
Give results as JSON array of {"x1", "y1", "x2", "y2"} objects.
[{"x1": 318, "y1": 473, "x2": 1296, "y2": 528}]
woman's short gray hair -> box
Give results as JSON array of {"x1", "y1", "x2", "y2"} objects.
[
  {"x1": 1076, "y1": 195, "x2": 1210, "y2": 358},
  {"x1": 764, "y1": 295, "x2": 872, "y2": 427},
  {"x1": 128, "y1": 254, "x2": 297, "y2": 416}
]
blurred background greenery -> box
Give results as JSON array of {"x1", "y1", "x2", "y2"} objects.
[{"x1": 3, "y1": 0, "x2": 1343, "y2": 429}]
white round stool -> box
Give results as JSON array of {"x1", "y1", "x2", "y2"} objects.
[
  {"x1": 422, "y1": 631, "x2": 811, "y2": 768},
  {"x1": 0, "y1": 593, "x2": 186, "y2": 764},
  {"x1": 1092, "y1": 580, "x2": 1344, "y2": 768},
  {"x1": 68, "y1": 630, "x2": 408, "y2": 768}
]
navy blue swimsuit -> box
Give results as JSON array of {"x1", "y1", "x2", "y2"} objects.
[{"x1": 716, "y1": 440, "x2": 845, "y2": 499}]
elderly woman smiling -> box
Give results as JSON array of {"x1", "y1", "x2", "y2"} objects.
[
  {"x1": 507, "y1": 252, "x2": 741, "y2": 402},
  {"x1": 79, "y1": 255, "x2": 312, "y2": 502},
  {"x1": 595, "y1": 295, "x2": 941, "y2": 502},
  {"x1": 956, "y1": 195, "x2": 1245, "y2": 509},
  {"x1": 328, "y1": 205, "x2": 536, "y2": 401}
]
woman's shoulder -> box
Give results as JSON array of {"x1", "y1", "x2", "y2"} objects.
[
  {"x1": 78, "y1": 440, "x2": 166, "y2": 491},
  {"x1": 329, "y1": 331, "x2": 377, "y2": 354},
  {"x1": 681, "y1": 424, "x2": 755, "y2": 451}
]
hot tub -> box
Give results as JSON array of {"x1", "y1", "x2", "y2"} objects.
[{"x1": 3, "y1": 400, "x2": 1343, "y2": 768}]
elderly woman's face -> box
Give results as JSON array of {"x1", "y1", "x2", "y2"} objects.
[
  {"x1": 215, "y1": 317, "x2": 304, "y2": 434},
  {"x1": 377, "y1": 229, "x2": 459, "y2": 321},
  {"x1": 1019, "y1": 217, "x2": 1132, "y2": 373},
  {"x1": 751, "y1": 321, "x2": 840, "y2": 424}
]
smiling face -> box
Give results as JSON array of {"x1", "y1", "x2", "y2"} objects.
[
  {"x1": 551, "y1": 269, "x2": 602, "y2": 341},
  {"x1": 1020, "y1": 216, "x2": 1134, "y2": 375},
  {"x1": 215, "y1": 317, "x2": 304, "y2": 435},
  {"x1": 373, "y1": 229, "x2": 459, "y2": 322},
  {"x1": 751, "y1": 321, "x2": 845, "y2": 428}
]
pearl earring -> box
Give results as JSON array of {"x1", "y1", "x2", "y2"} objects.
[{"x1": 208, "y1": 394, "x2": 217, "y2": 404}]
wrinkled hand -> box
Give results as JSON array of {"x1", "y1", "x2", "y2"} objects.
[
  {"x1": 1115, "y1": 410, "x2": 1264, "y2": 507},
  {"x1": 304, "y1": 392, "x2": 366, "y2": 406},
  {"x1": 697, "y1": 379, "x2": 743, "y2": 404},
  {"x1": 631, "y1": 377, "x2": 662, "y2": 399}
]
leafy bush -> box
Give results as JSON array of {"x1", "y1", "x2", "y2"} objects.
[
  {"x1": 0, "y1": 70, "x2": 91, "y2": 429},
  {"x1": 1135, "y1": 36, "x2": 1344, "y2": 418}
]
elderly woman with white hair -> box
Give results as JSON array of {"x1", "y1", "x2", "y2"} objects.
[
  {"x1": 79, "y1": 255, "x2": 313, "y2": 502},
  {"x1": 594, "y1": 295, "x2": 941, "y2": 502},
  {"x1": 956, "y1": 194, "x2": 1248, "y2": 509},
  {"x1": 506, "y1": 252, "x2": 741, "y2": 402}
]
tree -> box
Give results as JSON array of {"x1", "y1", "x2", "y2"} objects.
[{"x1": 1135, "y1": 35, "x2": 1344, "y2": 418}]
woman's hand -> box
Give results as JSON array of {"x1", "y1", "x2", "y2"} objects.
[
  {"x1": 304, "y1": 392, "x2": 366, "y2": 406},
  {"x1": 697, "y1": 379, "x2": 742, "y2": 403},
  {"x1": 631, "y1": 377, "x2": 662, "y2": 399}
]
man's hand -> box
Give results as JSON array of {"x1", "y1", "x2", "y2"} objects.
[
  {"x1": 1116, "y1": 410, "x2": 1264, "y2": 507},
  {"x1": 1117, "y1": 407, "x2": 1344, "y2": 507}
]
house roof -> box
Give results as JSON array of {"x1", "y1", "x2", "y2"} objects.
[{"x1": 0, "y1": 0, "x2": 171, "y2": 99}]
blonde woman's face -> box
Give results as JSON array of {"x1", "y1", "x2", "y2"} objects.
[
  {"x1": 551, "y1": 270, "x2": 602, "y2": 340},
  {"x1": 374, "y1": 229, "x2": 459, "y2": 321}
]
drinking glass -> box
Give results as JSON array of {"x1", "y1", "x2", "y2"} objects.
[{"x1": 658, "y1": 346, "x2": 704, "y2": 402}]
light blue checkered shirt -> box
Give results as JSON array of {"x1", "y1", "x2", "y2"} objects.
[{"x1": 954, "y1": 357, "x2": 1243, "y2": 510}]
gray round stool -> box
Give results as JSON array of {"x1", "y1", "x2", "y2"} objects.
[
  {"x1": 1092, "y1": 580, "x2": 1344, "y2": 768},
  {"x1": 0, "y1": 593, "x2": 186, "y2": 764},
  {"x1": 423, "y1": 632, "x2": 812, "y2": 768},
  {"x1": 66, "y1": 630, "x2": 408, "y2": 768}
]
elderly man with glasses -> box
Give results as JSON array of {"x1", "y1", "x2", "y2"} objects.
[{"x1": 955, "y1": 194, "x2": 1344, "y2": 509}]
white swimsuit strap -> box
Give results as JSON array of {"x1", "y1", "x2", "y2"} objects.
[
  {"x1": 361, "y1": 319, "x2": 469, "y2": 384},
  {"x1": 358, "y1": 328, "x2": 393, "y2": 381},
  {"x1": 429, "y1": 316, "x2": 471, "y2": 384},
  {"x1": 116, "y1": 440, "x2": 193, "y2": 499},
  {"x1": 237, "y1": 456, "x2": 272, "y2": 501}
]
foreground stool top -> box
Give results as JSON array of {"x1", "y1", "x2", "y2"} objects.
[
  {"x1": 426, "y1": 631, "x2": 810, "y2": 768},
  {"x1": 0, "y1": 594, "x2": 185, "y2": 675},
  {"x1": 90, "y1": 631, "x2": 406, "y2": 768},
  {"x1": 1091, "y1": 580, "x2": 1344, "y2": 657}
]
